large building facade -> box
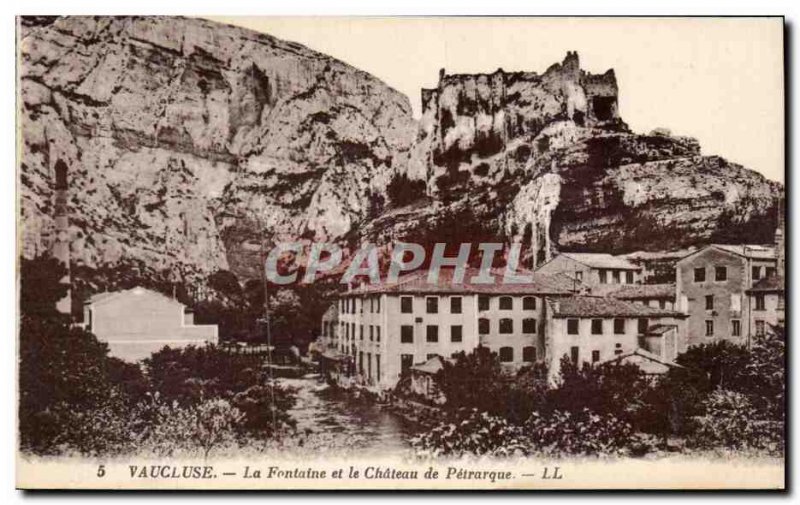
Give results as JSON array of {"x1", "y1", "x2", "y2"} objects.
[
  {"x1": 675, "y1": 244, "x2": 776, "y2": 348},
  {"x1": 319, "y1": 268, "x2": 576, "y2": 390}
]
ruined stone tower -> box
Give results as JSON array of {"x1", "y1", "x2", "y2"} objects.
[{"x1": 52, "y1": 159, "x2": 71, "y2": 315}]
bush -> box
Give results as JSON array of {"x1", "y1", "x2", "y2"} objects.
[
  {"x1": 144, "y1": 345, "x2": 296, "y2": 436},
  {"x1": 690, "y1": 389, "x2": 783, "y2": 453},
  {"x1": 137, "y1": 397, "x2": 245, "y2": 458},
  {"x1": 525, "y1": 409, "x2": 653, "y2": 457},
  {"x1": 411, "y1": 409, "x2": 529, "y2": 458}
]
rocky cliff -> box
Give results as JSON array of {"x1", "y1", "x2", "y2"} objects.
[
  {"x1": 19, "y1": 15, "x2": 416, "y2": 290},
  {"x1": 19, "y1": 17, "x2": 782, "y2": 300},
  {"x1": 378, "y1": 52, "x2": 782, "y2": 267}
]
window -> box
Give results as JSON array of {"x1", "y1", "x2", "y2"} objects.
[
  {"x1": 705, "y1": 320, "x2": 714, "y2": 336},
  {"x1": 592, "y1": 350, "x2": 601, "y2": 363},
  {"x1": 766, "y1": 267, "x2": 776, "y2": 278},
  {"x1": 359, "y1": 352, "x2": 363, "y2": 373},
  {"x1": 426, "y1": 325, "x2": 439, "y2": 343},
  {"x1": 591, "y1": 319, "x2": 603, "y2": 335},
  {"x1": 499, "y1": 346, "x2": 514, "y2": 362},
  {"x1": 613, "y1": 318, "x2": 625, "y2": 334},
  {"x1": 523, "y1": 346, "x2": 536, "y2": 362},
  {"x1": 715, "y1": 266, "x2": 727, "y2": 281},
  {"x1": 450, "y1": 296, "x2": 462, "y2": 314},
  {"x1": 567, "y1": 319, "x2": 579, "y2": 335},
  {"x1": 400, "y1": 296, "x2": 413, "y2": 313},
  {"x1": 400, "y1": 325, "x2": 413, "y2": 343},
  {"x1": 376, "y1": 297, "x2": 381, "y2": 313},
  {"x1": 426, "y1": 297, "x2": 439, "y2": 314},
  {"x1": 570, "y1": 346, "x2": 579, "y2": 364},
  {"x1": 450, "y1": 325, "x2": 463, "y2": 343},
  {"x1": 626, "y1": 271, "x2": 634, "y2": 284},
  {"x1": 360, "y1": 325, "x2": 364, "y2": 340},
  {"x1": 401, "y1": 354, "x2": 414, "y2": 373},
  {"x1": 523, "y1": 296, "x2": 537, "y2": 310},
  {"x1": 755, "y1": 294, "x2": 766, "y2": 311},
  {"x1": 575, "y1": 271, "x2": 583, "y2": 282},
  {"x1": 367, "y1": 353, "x2": 372, "y2": 378},
  {"x1": 478, "y1": 295, "x2": 490, "y2": 311},
  {"x1": 732, "y1": 320, "x2": 741, "y2": 337},
  {"x1": 659, "y1": 299, "x2": 667, "y2": 309},
  {"x1": 705, "y1": 295, "x2": 714, "y2": 311},
  {"x1": 752, "y1": 266, "x2": 762, "y2": 281},
  {"x1": 499, "y1": 296, "x2": 513, "y2": 310},
  {"x1": 612, "y1": 270, "x2": 621, "y2": 284},
  {"x1": 599, "y1": 270, "x2": 608, "y2": 283},
  {"x1": 637, "y1": 318, "x2": 649, "y2": 334},
  {"x1": 376, "y1": 327, "x2": 381, "y2": 342},
  {"x1": 694, "y1": 267, "x2": 706, "y2": 282},
  {"x1": 756, "y1": 320, "x2": 766, "y2": 336},
  {"x1": 522, "y1": 318, "x2": 536, "y2": 334},
  {"x1": 479, "y1": 318, "x2": 490, "y2": 334},
  {"x1": 730, "y1": 294, "x2": 742, "y2": 312},
  {"x1": 427, "y1": 353, "x2": 438, "y2": 361},
  {"x1": 499, "y1": 318, "x2": 513, "y2": 334},
  {"x1": 376, "y1": 354, "x2": 380, "y2": 380},
  {"x1": 614, "y1": 343, "x2": 623, "y2": 355},
  {"x1": 369, "y1": 326, "x2": 374, "y2": 341}
]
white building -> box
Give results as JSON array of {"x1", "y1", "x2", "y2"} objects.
[
  {"x1": 82, "y1": 287, "x2": 218, "y2": 361},
  {"x1": 324, "y1": 268, "x2": 577, "y2": 390}
]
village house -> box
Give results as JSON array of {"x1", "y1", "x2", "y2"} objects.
[
  {"x1": 545, "y1": 296, "x2": 687, "y2": 379},
  {"x1": 536, "y1": 252, "x2": 642, "y2": 286},
  {"x1": 319, "y1": 267, "x2": 576, "y2": 390},
  {"x1": 675, "y1": 244, "x2": 777, "y2": 348},
  {"x1": 81, "y1": 287, "x2": 219, "y2": 361},
  {"x1": 605, "y1": 283, "x2": 676, "y2": 310}
]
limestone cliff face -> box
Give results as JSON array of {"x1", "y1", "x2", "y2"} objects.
[
  {"x1": 19, "y1": 16, "x2": 416, "y2": 285},
  {"x1": 19, "y1": 18, "x2": 782, "y2": 296},
  {"x1": 393, "y1": 53, "x2": 782, "y2": 266}
]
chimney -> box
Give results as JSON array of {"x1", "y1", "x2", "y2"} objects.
[{"x1": 52, "y1": 159, "x2": 72, "y2": 316}]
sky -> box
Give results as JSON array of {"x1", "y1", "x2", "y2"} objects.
[{"x1": 209, "y1": 17, "x2": 784, "y2": 183}]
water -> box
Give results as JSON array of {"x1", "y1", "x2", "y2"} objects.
[{"x1": 277, "y1": 374, "x2": 419, "y2": 455}]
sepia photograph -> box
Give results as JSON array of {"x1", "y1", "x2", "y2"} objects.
[{"x1": 14, "y1": 14, "x2": 786, "y2": 490}]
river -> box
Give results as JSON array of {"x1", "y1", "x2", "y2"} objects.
[{"x1": 277, "y1": 374, "x2": 420, "y2": 456}]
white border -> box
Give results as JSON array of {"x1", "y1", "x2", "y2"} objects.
[{"x1": 3, "y1": 1, "x2": 796, "y2": 503}]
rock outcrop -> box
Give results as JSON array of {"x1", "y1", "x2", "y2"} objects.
[
  {"x1": 19, "y1": 17, "x2": 782, "y2": 299},
  {"x1": 388, "y1": 52, "x2": 782, "y2": 267},
  {"x1": 19, "y1": 15, "x2": 416, "y2": 287}
]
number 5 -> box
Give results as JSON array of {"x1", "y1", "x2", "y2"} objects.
[{"x1": 97, "y1": 465, "x2": 106, "y2": 478}]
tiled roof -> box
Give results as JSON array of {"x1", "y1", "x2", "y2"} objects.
[
  {"x1": 346, "y1": 267, "x2": 578, "y2": 296},
  {"x1": 410, "y1": 355, "x2": 450, "y2": 374},
  {"x1": 712, "y1": 244, "x2": 775, "y2": 260},
  {"x1": 605, "y1": 283, "x2": 676, "y2": 300},
  {"x1": 746, "y1": 275, "x2": 785, "y2": 293},
  {"x1": 601, "y1": 347, "x2": 683, "y2": 373},
  {"x1": 551, "y1": 296, "x2": 683, "y2": 318},
  {"x1": 560, "y1": 253, "x2": 640, "y2": 270},
  {"x1": 646, "y1": 324, "x2": 678, "y2": 335}
]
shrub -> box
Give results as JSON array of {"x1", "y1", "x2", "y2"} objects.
[
  {"x1": 137, "y1": 397, "x2": 245, "y2": 458},
  {"x1": 411, "y1": 409, "x2": 529, "y2": 458},
  {"x1": 524, "y1": 409, "x2": 653, "y2": 457},
  {"x1": 689, "y1": 389, "x2": 783, "y2": 454}
]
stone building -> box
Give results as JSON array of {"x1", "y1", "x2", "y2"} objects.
[
  {"x1": 605, "y1": 283, "x2": 676, "y2": 311},
  {"x1": 675, "y1": 244, "x2": 776, "y2": 348},
  {"x1": 326, "y1": 268, "x2": 576, "y2": 390},
  {"x1": 535, "y1": 252, "x2": 642, "y2": 286},
  {"x1": 545, "y1": 296, "x2": 686, "y2": 379},
  {"x1": 82, "y1": 287, "x2": 218, "y2": 361}
]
